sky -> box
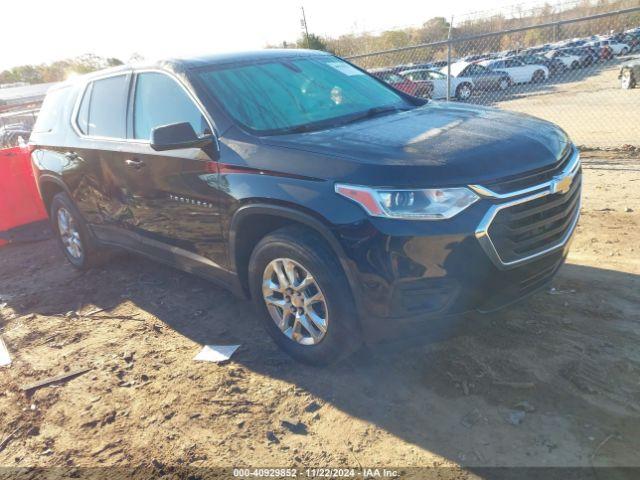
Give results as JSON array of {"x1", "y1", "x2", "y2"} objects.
[{"x1": 1, "y1": 0, "x2": 548, "y2": 71}]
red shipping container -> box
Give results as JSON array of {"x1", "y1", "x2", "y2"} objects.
[{"x1": 0, "y1": 145, "x2": 48, "y2": 246}]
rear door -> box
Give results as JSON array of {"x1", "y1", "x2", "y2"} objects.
[
  {"x1": 466, "y1": 64, "x2": 494, "y2": 90},
  {"x1": 504, "y1": 59, "x2": 528, "y2": 82},
  {"x1": 70, "y1": 73, "x2": 138, "y2": 247},
  {"x1": 116, "y1": 70, "x2": 226, "y2": 269},
  {"x1": 428, "y1": 71, "x2": 447, "y2": 99}
]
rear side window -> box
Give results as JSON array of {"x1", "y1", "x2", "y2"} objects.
[
  {"x1": 32, "y1": 86, "x2": 72, "y2": 133},
  {"x1": 77, "y1": 75, "x2": 128, "y2": 138},
  {"x1": 133, "y1": 72, "x2": 207, "y2": 141}
]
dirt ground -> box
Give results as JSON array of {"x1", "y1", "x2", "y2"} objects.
[{"x1": 0, "y1": 149, "x2": 639, "y2": 478}]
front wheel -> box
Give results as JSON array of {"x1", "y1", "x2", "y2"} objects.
[
  {"x1": 455, "y1": 82, "x2": 473, "y2": 100},
  {"x1": 248, "y1": 226, "x2": 361, "y2": 365},
  {"x1": 620, "y1": 48, "x2": 629, "y2": 56}
]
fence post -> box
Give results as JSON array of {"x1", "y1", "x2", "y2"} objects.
[{"x1": 446, "y1": 16, "x2": 453, "y2": 102}]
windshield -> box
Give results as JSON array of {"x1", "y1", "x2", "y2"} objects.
[{"x1": 195, "y1": 55, "x2": 410, "y2": 135}]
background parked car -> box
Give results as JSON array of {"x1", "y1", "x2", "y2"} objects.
[
  {"x1": 442, "y1": 61, "x2": 512, "y2": 91},
  {"x1": 513, "y1": 53, "x2": 567, "y2": 76},
  {"x1": 544, "y1": 50, "x2": 584, "y2": 69},
  {"x1": 479, "y1": 57, "x2": 549, "y2": 83},
  {"x1": 558, "y1": 46, "x2": 599, "y2": 67},
  {"x1": 619, "y1": 59, "x2": 640, "y2": 89},
  {"x1": 586, "y1": 39, "x2": 631, "y2": 56},
  {"x1": 369, "y1": 69, "x2": 432, "y2": 97},
  {"x1": 399, "y1": 68, "x2": 474, "y2": 100}
]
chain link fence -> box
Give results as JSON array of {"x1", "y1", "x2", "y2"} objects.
[{"x1": 346, "y1": 6, "x2": 640, "y2": 148}]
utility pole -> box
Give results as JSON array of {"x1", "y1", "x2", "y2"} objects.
[
  {"x1": 446, "y1": 15, "x2": 454, "y2": 102},
  {"x1": 301, "y1": 6, "x2": 310, "y2": 48}
]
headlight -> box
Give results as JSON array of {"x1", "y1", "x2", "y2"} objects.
[{"x1": 335, "y1": 183, "x2": 479, "y2": 220}]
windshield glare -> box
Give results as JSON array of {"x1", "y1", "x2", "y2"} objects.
[{"x1": 195, "y1": 56, "x2": 410, "y2": 135}]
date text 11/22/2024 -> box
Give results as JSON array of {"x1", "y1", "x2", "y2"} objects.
[{"x1": 232, "y1": 468, "x2": 400, "y2": 477}]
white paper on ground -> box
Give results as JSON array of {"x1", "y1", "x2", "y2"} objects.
[
  {"x1": 0, "y1": 336, "x2": 11, "y2": 367},
  {"x1": 193, "y1": 345, "x2": 240, "y2": 363}
]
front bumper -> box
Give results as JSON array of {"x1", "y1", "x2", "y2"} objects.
[{"x1": 336, "y1": 149, "x2": 581, "y2": 340}]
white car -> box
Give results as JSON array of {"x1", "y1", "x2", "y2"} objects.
[
  {"x1": 400, "y1": 68, "x2": 474, "y2": 100},
  {"x1": 544, "y1": 50, "x2": 583, "y2": 69},
  {"x1": 480, "y1": 58, "x2": 549, "y2": 84},
  {"x1": 586, "y1": 39, "x2": 631, "y2": 56}
]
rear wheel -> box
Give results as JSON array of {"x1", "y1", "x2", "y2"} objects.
[
  {"x1": 498, "y1": 77, "x2": 511, "y2": 91},
  {"x1": 620, "y1": 47, "x2": 629, "y2": 56},
  {"x1": 455, "y1": 82, "x2": 473, "y2": 100},
  {"x1": 621, "y1": 69, "x2": 636, "y2": 89},
  {"x1": 50, "y1": 192, "x2": 108, "y2": 270},
  {"x1": 249, "y1": 225, "x2": 361, "y2": 365},
  {"x1": 532, "y1": 70, "x2": 546, "y2": 83}
]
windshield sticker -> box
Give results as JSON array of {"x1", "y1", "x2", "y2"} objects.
[{"x1": 327, "y1": 61, "x2": 364, "y2": 76}]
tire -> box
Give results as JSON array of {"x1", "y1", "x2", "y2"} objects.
[
  {"x1": 620, "y1": 48, "x2": 629, "y2": 56},
  {"x1": 497, "y1": 77, "x2": 511, "y2": 91},
  {"x1": 532, "y1": 70, "x2": 546, "y2": 83},
  {"x1": 571, "y1": 61, "x2": 580, "y2": 70},
  {"x1": 454, "y1": 82, "x2": 473, "y2": 100},
  {"x1": 248, "y1": 225, "x2": 361, "y2": 365},
  {"x1": 621, "y1": 69, "x2": 636, "y2": 90},
  {"x1": 50, "y1": 192, "x2": 107, "y2": 270}
]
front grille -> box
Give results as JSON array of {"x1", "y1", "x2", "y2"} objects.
[
  {"x1": 483, "y1": 144, "x2": 574, "y2": 194},
  {"x1": 487, "y1": 170, "x2": 581, "y2": 264}
]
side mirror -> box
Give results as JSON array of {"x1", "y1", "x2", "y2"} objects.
[{"x1": 150, "y1": 122, "x2": 214, "y2": 152}]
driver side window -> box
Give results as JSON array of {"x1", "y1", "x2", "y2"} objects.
[{"x1": 133, "y1": 72, "x2": 209, "y2": 141}]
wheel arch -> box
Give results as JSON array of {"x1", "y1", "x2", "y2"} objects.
[
  {"x1": 455, "y1": 81, "x2": 473, "y2": 98},
  {"x1": 229, "y1": 203, "x2": 363, "y2": 312},
  {"x1": 38, "y1": 174, "x2": 71, "y2": 218}
]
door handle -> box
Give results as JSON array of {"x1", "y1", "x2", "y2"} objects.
[{"x1": 125, "y1": 159, "x2": 145, "y2": 169}]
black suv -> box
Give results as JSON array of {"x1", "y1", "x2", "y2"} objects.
[{"x1": 30, "y1": 50, "x2": 581, "y2": 365}]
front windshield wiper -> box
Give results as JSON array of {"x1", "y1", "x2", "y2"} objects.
[
  {"x1": 273, "y1": 106, "x2": 412, "y2": 136},
  {"x1": 285, "y1": 123, "x2": 319, "y2": 134},
  {"x1": 339, "y1": 105, "x2": 411, "y2": 126}
]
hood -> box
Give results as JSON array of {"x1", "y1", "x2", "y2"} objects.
[{"x1": 261, "y1": 102, "x2": 570, "y2": 187}]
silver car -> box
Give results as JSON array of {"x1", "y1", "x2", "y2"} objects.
[{"x1": 400, "y1": 68, "x2": 474, "y2": 100}]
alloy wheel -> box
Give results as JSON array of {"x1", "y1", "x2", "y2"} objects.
[
  {"x1": 457, "y1": 84, "x2": 472, "y2": 100},
  {"x1": 621, "y1": 71, "x2": 633, "y2": 89},
  {"x1": 262, "y1": 258, "x2": 328, "y2": 346},
  {"x1": 498, "y1": 78, "x2": 510, "y2": 90},
  {"x1": 57, "y1": 207, "x2": 83, "y2": 259}
]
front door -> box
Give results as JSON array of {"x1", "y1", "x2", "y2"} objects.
[{"x1": 116, "y1": 71, "x2": 226, "y2": 271}]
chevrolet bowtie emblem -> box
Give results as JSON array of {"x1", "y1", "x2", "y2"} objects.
[{"x1": 550, "y1": 173, "x2": 573, "y2": 195}]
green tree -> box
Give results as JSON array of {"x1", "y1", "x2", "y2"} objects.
[
  {"x1": 0, "y1": 55, "x2": 125, "y2": 85},
  {"x1": 412, "y1": 17, "x2": 453, "y2": 44},
  {"x1": 296, "y1": 33, "x2": 332, "y2": 52}
]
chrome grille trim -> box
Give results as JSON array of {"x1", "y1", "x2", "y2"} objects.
[
  {"x1": 473, "y1": 148, "x2": 581, "y2": 270},
  {"x1": 476, "y1": 193, "x2": 580, "y2": 270},
  {"x1": 469, "y1": 147, "x2": 580, "y2": 200}
]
